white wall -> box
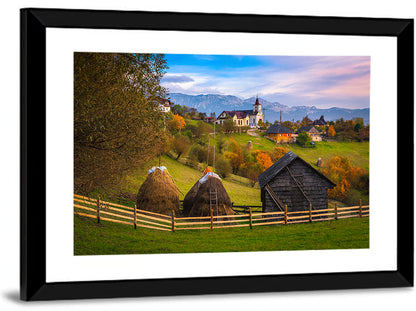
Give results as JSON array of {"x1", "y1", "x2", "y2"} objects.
[{"x1": 1, "y1": 0, "x2": 414, "y2": 310}]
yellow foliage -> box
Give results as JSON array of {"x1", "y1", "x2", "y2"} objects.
[
  {"x1": 256, "y1": 151, "x2": 273, "y2": 170},
  {"x1": 172, "y1": 114, "x2": 186, "y2": 130},
  {"x1": 328, "y1": 125, "x2": 336, "y2": 137}
]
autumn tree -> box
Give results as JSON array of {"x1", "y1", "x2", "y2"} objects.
[
  {"x1": 226, "y1": 137, "x2": 244, "y2": 173},
  {"x1": 270, "y1": 146, "x2": 289, "y2": 162},
  {"x1": 170, "y1": 114, "x2": 186, "y2": 132},
  {"x1": 327, "y1": 125, "x2": 336, "y2": 137},
  {"x1": 256, "y1": 151, "x2": 273, "y2": 170},
  {"x1": 74, "y1": 52, "x2": 168, "y2": 193},
  {"x1": 247, "y1": 165, "x2": 263, "y2": 187},
  {"x1": 171, "y1": 135, "x2": 191, "y2": 160}
]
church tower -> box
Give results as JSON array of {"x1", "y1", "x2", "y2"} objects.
[{"x1": 253, "y1": 96, "x2": 262, "y2": 114}]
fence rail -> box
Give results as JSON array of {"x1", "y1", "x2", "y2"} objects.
[{"x1": 74, "y1": 194, "x2": 369, "y2": 232}]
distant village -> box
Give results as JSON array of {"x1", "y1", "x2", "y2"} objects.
[{"x1": 159, "y1": 96, "x2": 369, "y2": 144}]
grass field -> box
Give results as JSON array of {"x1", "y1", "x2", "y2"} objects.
[{"x1": 74, "y1": 215, "x2": 369, "y2": 255}]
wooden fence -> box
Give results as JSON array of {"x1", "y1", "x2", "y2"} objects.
[{"x1": 73, "y1": 194, "x2": 369, "y2": 232}]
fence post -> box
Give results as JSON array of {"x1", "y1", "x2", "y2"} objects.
[
  {"x1": 210, "y1": 208, "x2": 213, "y2": 230},
  {"x1": 134, "y1": 204, "x2": 137, "y2": 229},
  {"x1": 249, "y1": 207, "x2": 253, "y2": 229},
  {"x1": 335, "y1": 203, "x2": 338, "y2": 220},
  {"x1": 171, "y1": 210, "x2": 175, "y2": 232},
  {"x1": 97, "y1": 196, "x2": 101, "y2": 223},
  {"x1": 284, "y1": 205, "x2": 288, "y2": 225},
  {"x1": 309, "y1": 203, "x2": 312, "y2": 223},
  {"x1": 359, "y1": 199, "x2": 362, "y2": 218}
]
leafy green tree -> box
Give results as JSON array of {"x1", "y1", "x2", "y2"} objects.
[
  {"x1": 297, "y1": 131, "x2": 312, "y2": 146},
  {"x1": 222, "y1": 119, "x2": 236, "y2": 133},
  {"x1": 74, "y1": 52, "x2": 168, "y2": 193}
]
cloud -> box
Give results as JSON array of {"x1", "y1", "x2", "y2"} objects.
[
  {"x1": 161, "y1": 75, "x2": 194, "y2": 83},
  {"x1": 163, "y1": 55, "x2": 371, "y2": 109}
]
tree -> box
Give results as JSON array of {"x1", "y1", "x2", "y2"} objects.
[
  {"x1": 300, "y1": 115, "x2": 313, "y2": 126},
  {"x1": 297, "y1": 131, "x2": 312, "y2": 146},
  {"x1": 282, "y1": 120, "x2": 295, "y2": 132},
  {"x1": 327, "y1": 125, "x2": 336, "y2": 137},
  {"x1": 171, "y1": 114, "x2": 186, "y2": 132},
  {"x1": 215, "y1": 157, "x2": 232, "y2": 178},
  {"x1": 247, "y1": 165, "x2": 263, "y2": 187},
  {"x1": 270, "y1": 146, "x2": 289, "y2": 162},
  {"x1": 74, "y1": 52, "x2": 168, "y2": 193},
  {"x1": 171, "y1": 104, "x2": 183, "y2": 116},
  {"x1": 256, "y1": 151, "x2": 273, "y2": 170},
  {"x1": 171, "y1": 135, "x2": 191, "y2": 160},
  {"x1": 222, "y1": 119, "x2": 236, "y2": 133},
  {"x1": 257, "y1": 120, "x2": 267, "y2": 130}
]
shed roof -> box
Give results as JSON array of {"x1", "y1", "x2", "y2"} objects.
[
  {"x1": 258, "y1": 151, "x2": 335, "y2": 188},
  {"x1": 266, "y1": 124, "x2": 293, "y2": 134},
  {"x1": 297, "y1": 126, "x2": 319, "y2": 134}
]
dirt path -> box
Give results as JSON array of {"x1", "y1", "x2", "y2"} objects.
[{"x1": 247, "y1": 129, "x2": 259, "y2": 137}]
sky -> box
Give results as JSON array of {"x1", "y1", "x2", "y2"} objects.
[{"x1": 161, "y1": 54, "x2": 371, "y2": 109}]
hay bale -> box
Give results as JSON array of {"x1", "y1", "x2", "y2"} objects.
[
  {"x1": 183, "y1": 173, "x2": 234, "y2": 217},
  {"x1": 136, "y1": 167, "x2": 180, "y2": 216}
]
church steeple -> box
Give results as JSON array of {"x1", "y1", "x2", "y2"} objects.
[{"x1": 253, "y1": 96, "x2": 261, "y2": 113}]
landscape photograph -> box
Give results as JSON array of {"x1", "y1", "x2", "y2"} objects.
[{"x1": 73, "y1": 52, "x2": 370, "y2": 255}]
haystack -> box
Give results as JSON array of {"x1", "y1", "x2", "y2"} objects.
[
  {"x1": 183, "y1": 172, "x2": 234, "y2": 217},
  {"x1": 136, "y1": 166, "x2": 180, "y2": 216}
]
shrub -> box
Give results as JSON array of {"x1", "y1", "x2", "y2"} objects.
[
  {"x1": 215, "y1": 157, "x2": 232, "y2": 178},
  {"x1": 297, "y1": 131, "x2": 312, "y2": 146}
]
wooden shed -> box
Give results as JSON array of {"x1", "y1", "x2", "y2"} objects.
[{"x1": 258, "y1": 151, "x2": 335, "y2": 214}]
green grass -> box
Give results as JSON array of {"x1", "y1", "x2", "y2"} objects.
[
  {"x1": 286, "y1": 140, "x2": 369, "y2": 170},
  {"x1": 74, "y1": 215, "x2": 369, "y2": 255}
]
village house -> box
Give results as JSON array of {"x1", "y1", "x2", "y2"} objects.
[
  {"x1": 312, "y1": 115, "x2": 328, "y2": 126},
  {"x1": 158, "y1": 98, "x2": 174, "y2": 113},
  {"x1": 258, "y1": 151, "x2": 335, "y2": 214},
  {"x1": 265, "y1": 123, "x2": 294, "y2": 143},
  {"x1": 216, "y1": 97, "x2": 264, "y2": 128},
  {"x1": 295, "y1": 125, "x2": 322, "y2": 142}
]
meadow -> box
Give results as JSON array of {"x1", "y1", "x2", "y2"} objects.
[{"x1": 74, "y1": 214, "x2": 369, "y2": 255}]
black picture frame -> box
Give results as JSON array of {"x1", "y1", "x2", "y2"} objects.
[{"x1": 20, "y1": 8, "x2": 414, "y2": 301}]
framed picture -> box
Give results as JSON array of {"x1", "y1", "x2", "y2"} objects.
[{"x1": 21, "y1": 8, "x2": 413, "y2": 301}]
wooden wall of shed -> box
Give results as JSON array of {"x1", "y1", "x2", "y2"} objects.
[{"x1": 262, "y1": 158, "x2": 332, "y2": 213}]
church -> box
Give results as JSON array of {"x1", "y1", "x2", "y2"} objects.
[{"x1": 215, "y1": 97, "x2": 264, "y2": 128}]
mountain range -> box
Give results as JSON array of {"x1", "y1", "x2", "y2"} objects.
[{"x1": 167, "y1": 93, "x2": 370, "y2": 124}]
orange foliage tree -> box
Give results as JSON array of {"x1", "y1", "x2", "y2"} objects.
[
  {"x1": 323, "y1": 156, "x2": 368, "y2": 203},
  {"x1": 256, "y1": 151, "x2": 273, "y2": 170},
  {"x1": 327, "y1": 125, "x2": 336, "y2": 137},
  {"x1": 171, "y1": 114, "x2": 186, "y2": 131},
  {"x1": 270, "y1": 146, "x2": 289, "y2": 162}
]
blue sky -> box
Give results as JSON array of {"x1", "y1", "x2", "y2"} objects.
[{"x1": 161, "y1": 54, "x2": 371, "y2": 109}]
